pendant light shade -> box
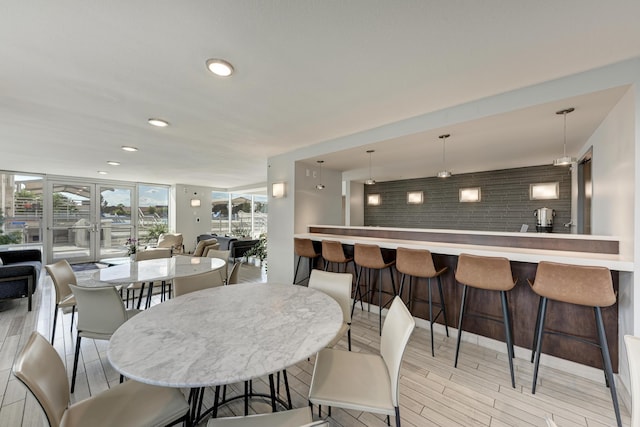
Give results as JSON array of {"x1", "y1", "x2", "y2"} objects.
[
  {"x1": 553, "y1": 108, "x2": 576, "y2": 166},
  {"x1": 437, "y1": 134, "x2": 452, "y2": 178},
  {"x1": 365, "y1": 150, "x2": 376, "y2": 185},
  {"x1": 316, "y1": 160, "x2": 325, "y2": 190}
]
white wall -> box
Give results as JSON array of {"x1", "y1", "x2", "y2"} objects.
[
  {"x1": 579, "y1": 87, "x2": 637, "y2": 400},
  {"x1": 175, "y1": 184, "x2": 214, "y2": 253},
  {"x1": 586, "y1": 87, "x2": 636, "y2": 256},
  {"x1": 345, "y1": 181, "x2": 364, "y2": 226}
]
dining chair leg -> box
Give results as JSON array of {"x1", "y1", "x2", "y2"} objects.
[
  {"x1": 70, "y1": 332, "x2": 82, "y2": 393},
  {"x1": 70, "y1": 306, "x2": 75, "y2": 333},
  {"x1": 136, "y1": 283, "x2": 146, "y2": 310},
  {"x1": 145, "y1": 282, "x2": 155, "y2": 309},
  {"x1": 51, "y1": 304, "x2": 59, "y2": 343}
]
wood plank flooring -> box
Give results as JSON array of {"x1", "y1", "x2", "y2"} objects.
[{"x1": 0, "y1": 264, "x2": 630, "y2": 426}]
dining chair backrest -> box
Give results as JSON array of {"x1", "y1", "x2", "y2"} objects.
[
  {"x1": 207, "y1": 249, "x2": 231, "y2": 280},
  {"x1": 13, "y1": 332, "x2": 70, "y2": 427},
  {"x1": 173, "y1": 269, "x2": 224, "y2": 297},
  {"x1": 308, "y1": 269, "x2": 352, "y2": 324},
  {"x1": 626, "y1": 335, "x2": 640, "y2": 427},
  {"x1": 380, "y1": 296, "x2": 415, "y2": 407},
  {"x1": 227, "y1": 261, "x2": 241, "y2": 285},
  {"x1": 45, "y1": 260, "x2": 76, "y2": 304},
  {"x1": 69, "y1": 285, "x2": 128, "y2": 337},
  {"x1": 194, "y1": 238, "x2": 218, "y2": 257},
  {"x1": 135, "y1": 248, "x2": 172, "y2": 261},
  {"x1": 206, "y1": 406, "x2": 324, "y2": 427}
]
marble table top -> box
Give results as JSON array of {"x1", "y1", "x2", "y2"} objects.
[
  {"x1": 89, "y1": 255, "x2": 226, "y2": 285},
  {"x1": 107, "y1": 282, "x2": 343, "y2": 388}
]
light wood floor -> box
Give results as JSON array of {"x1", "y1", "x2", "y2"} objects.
[{"x1": 0, "y1": 264, "x2": 630, "y2": 427}]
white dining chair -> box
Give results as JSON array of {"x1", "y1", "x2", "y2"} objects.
[
  {"x1": 172, "y1": 269, "x2": 224, "y2": 297},
  {"x1": 13, "y1": 331, "x2": 190, "y2": 427},
  {"x1": 127, "y1": 247, "x2": 172, "y2": 308},
  {"x1": 68, "y1": 284, "x2": 140, "y2": 393},
  {"x1": 308, "y1": 269, "x2": 353, "y2": 350},
  {"x1": 44, "y1": 260, "x2": 77, "y2": 344},
  {"x1": 308, "y1": 296, "x2": 415, "y2": 427},
  {"x1": 206, "y1": 406, "x2": 327, "y2": 427},
  {"x1": 207, "y1": 249, "x2": 231, "y2": 283},
  {"x1": 227, "y1": 261, "x2": 241, "y2": 285}
]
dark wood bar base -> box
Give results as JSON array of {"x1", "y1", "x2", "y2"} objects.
[{"x1": 316, "y1": 244, "x2": 619, "y2": 371}]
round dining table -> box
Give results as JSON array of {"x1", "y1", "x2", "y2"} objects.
[
  {"x1": 89, "y1": 255, "x2": 226, "y2": 286},
  {"x1": 107, "y1": 282, "x2": 342, "y2": 420},
  {"x1": 107, "y1": 282, "x2": 342, "y2": 388}
]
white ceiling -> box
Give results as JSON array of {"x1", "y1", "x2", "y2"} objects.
[{"x1": 1, "y1": 1, "x2": 639, "y2": 189}]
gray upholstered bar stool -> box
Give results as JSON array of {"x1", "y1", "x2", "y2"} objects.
[
  {"x1": 454, "y1": 253, "x2": 517, "y2": 388},
  {"x1": 321, "y1": 240, "x2": 354, "y2": 273},
  {"x1": 396, "y1": 247, "x2": 449, "y2": 357},
  {"x1": 529, "y1": 261, "x2": 621, "y2": 427},
  {"x1": 351, "y1": 243, "x2": 397, "y2": 335},
  {"x1": 293, "y1": 238, "x2": 321, "y2": 285}
]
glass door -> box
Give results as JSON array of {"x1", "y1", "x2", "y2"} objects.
[
  {"x1": 98, "y1": 185, "x2": 135, "y2": 260},
  {"x1": 48, "y1": 181, "x2": 95, "y2": 263},
  {"x1": 47, "y1": 181, "x2": 136, "y2": 263}
]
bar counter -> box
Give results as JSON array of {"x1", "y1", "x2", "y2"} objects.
[{"x1": 296, "y1": 225, "x2": 633, "y2": 371}]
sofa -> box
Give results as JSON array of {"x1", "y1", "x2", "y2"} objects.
[
  {"x1": 211, "y1": 236, "x2": 259, "y2": 260},
  {"x1": 0, "y1": 249, "x2": 42, "y2": 311}
]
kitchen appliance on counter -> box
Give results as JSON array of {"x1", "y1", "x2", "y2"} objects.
[{"x1": 534, "y1": 207, "x2": 555, "y2": 232}]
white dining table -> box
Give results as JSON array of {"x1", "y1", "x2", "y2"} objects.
[
  {"x1": 107, "y1": 282, "x2": 343, "y2": 388},
  {"x1": 89, "y1": 255, "x2": 226, "y2": 285}
]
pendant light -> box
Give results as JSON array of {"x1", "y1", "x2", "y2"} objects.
[
  {"x1": 365, "y1": 150, "x2": 376, "y2": 185},
  {"x1": 553, "y1": 107, "x2": 576, "y2": 166},
  {"x1": 437, "y1": 134, "x2": 452, "y2": 178},
  {"x1": 316, "y1": 160, "x2": 325, "y2": 190}
]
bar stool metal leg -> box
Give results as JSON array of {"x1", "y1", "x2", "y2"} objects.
[
  {"x1": 594, "y1": 306, "x2": 622, "y2": 427},
  {"x1": 454, "y1": 284, "x2": 468, "y2": 368},
  {"x1": 500, "y1": 290, "x2": 516, "y2": 388}
]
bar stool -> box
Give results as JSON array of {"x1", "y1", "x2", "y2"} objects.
[
  {"x1": 396, "y1": 247, "x2": 449, "y2": 357},
  {"x1": 454, "y1": 253, "x2": 517, "y2": 388},
  {"x1": 293, "y1": 238, "x2": 321, "y2": 285},
  {"x1": 351, "y1": 243, "x2": 397, "y2": 335},
  {"x1": 322, "y1": 240, "x2": 354, "y2": 273},
  {"x1": 529, "y1": 261, "x2": 621, "y2": 427}
]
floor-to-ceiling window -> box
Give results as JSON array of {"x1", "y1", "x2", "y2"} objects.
[
  {"x1": 0, "y1": 172, "x2": 44, "y2": 249},
  {"x1": 1, "y1": 170, "x2": 170, "y2": 263},
  {"x1": 137, "y1": 184, "x2": 169, "y2": 244},
  {"x1": 210, "y1": 191, "x2": 267, "y2": 238}
]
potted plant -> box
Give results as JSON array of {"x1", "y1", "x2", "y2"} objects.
[
  {"x1": 126, "y1": 238, "x2": 138, "y2": 259},
  {"x1": 244, "y1": 233, "x2": 267, "y2": 270}
]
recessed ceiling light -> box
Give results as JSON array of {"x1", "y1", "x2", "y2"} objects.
[
  {"x1": 206, "y1": 58, "x2": 234, "y2": 77},
  {"x1": 107, "y1": 161, "x2": 120, "y2": 166},
  {"x1": 121, "y1": 146, "x2": 138, "y2": 152},
  {"x1": 148, "y1": 118, "x2": 169, "y2": 127},
  {"x1": 97, "y1": 171, "x2": 108, "y2": 175}
]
